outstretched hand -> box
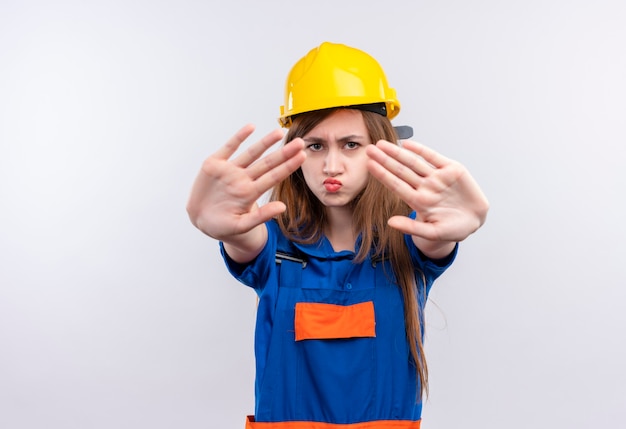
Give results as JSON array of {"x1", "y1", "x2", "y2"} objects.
[
  {"x1": 186, "y1": 124, "x2": 306, "y2": 242},
  {"x1": 366, "y1": 139, "x2": 488, "y2": 248}
]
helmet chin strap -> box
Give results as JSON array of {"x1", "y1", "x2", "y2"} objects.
[{"x1": 393, "y1": 125, "x2": 413, "y2": 140}]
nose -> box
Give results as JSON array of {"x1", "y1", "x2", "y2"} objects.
[{"x1": 323, "y1": 146, "x2": 343, "y2": 176}]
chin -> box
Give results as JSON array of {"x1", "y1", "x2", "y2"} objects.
[{"x1": 321, "y1": 197, "x2": 354, "y2": 208}]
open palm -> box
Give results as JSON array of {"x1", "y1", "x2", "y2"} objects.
[
  {"x1": 187, "y1": 124, "x2": 306, "y2": 241},
  {"x1": 366, "y1": 139, "x2": 489, "y2": 243}
]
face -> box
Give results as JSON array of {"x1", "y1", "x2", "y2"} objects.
[{"x1": 300, "y1": 109, "x2": 372, "y2": 209}]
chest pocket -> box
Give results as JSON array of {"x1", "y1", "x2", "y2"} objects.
[{"x1": 294, "y1": 301, "x2": 376, "y2": 341}]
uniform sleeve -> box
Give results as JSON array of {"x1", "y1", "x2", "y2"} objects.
[
  {"x1": 219, "y1": 222, "x2": 278, "y2": 292},
  {"x1": 404, "y1": 211, "x2": 458, "y2": 290}
]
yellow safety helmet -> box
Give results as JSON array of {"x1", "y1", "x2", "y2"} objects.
[{"x1": 278, "y1": 42, "x2": 401, "y2": 128}]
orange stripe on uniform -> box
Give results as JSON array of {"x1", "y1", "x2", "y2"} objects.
[
  {"x1": 294, "y1": 301, "x2": 376, "y2": 341},
  {"x1": 246, "y1": 416, "x2": 420, "y2": 429}
]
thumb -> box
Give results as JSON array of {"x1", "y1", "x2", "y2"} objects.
[
  {"x1": 239, "y1": 201, "x2": 287, "y2": 232},
  {"x1": 387, "y1": 215, "x2": 440, "y2": 241}
]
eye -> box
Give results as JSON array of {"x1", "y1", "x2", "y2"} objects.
[
  {"x1": 307, "y1": 143, "x2": 324, "y2": 152},
  {"x1": 344, "y1": 141, "x2": 360, "y2": 150}
]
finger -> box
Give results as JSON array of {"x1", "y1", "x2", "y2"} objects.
[
  {"x1": 400, "y1": 140, "x2": 451, "y2": 169},
  {"x1": 366, "y1": 143, "x2": 424, "y2": 189},
  {"x1": 212, "y1": 124, "x2": 256, "y2": 160},
  {"x1": 252, "y1": 141, "x2": 306, "y2": 193},
  {"x1": 247, "y1": 137, "x2": 305, "y2": 180},
  {"x1": 233, "y1": 128, "x2": 285, "y2": 168},
  {"x1": 367, "y1": 156, "x2": 422, "y2": 203},
  {"x1": 371, "y1": 140, "x2": 434, "y2": 180}
]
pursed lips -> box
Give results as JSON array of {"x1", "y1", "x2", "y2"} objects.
[{"x1": 323, "y1": 178, "x2": 342, "y2": 192}]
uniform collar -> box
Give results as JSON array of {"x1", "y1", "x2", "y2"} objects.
[{"x1": 292, "y1": 235, "x2": 361, "y2": 260}]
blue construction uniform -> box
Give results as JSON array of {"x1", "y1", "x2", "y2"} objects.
[{"x1": 221, "y1": 217, "x2": 457, "y2": 428}]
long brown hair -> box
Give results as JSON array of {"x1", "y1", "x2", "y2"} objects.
[{"x1": 270, "y1": 108, "x2": 429, "y2": 398}]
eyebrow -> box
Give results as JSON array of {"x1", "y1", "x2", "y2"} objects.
[{"x1": 303, "y1": 134, "x2": 366, "y2": 144}]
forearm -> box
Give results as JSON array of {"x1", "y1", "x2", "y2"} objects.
[
  {"x1": 412, "y1": 236, "x2": 457, "y2": 260},
  {"x1": 222, "y1": 223, "x2": 268, "y2": 264}
]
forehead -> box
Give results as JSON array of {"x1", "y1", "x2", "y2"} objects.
[{"x1": 303, "y1": 109, "x2": 368, "y2": 140}]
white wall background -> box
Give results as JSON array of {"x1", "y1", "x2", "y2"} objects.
[{"x1": 1, "y1": 0, "x2": 625, "y2": 428}]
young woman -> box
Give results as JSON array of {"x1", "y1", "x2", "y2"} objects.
[{"x1": 187, "y1": 42, "x2": 489, "y2": 428}]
